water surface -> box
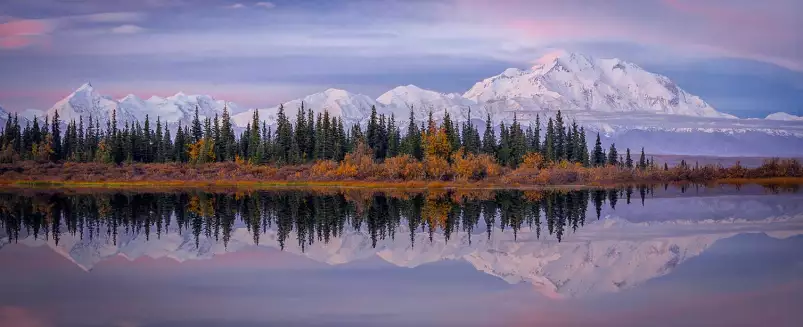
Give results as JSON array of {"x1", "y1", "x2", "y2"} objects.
[{"x1": 1, "y1": 185, "x2": 802, "y2": 326}]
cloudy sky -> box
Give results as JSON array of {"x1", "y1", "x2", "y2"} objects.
[{"x1": 0, "y1": 0, "x2": 801, "y2": 117}]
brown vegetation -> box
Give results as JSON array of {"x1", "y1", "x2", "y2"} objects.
[{"x1": 0, "y1": 157, "x2": 801, "y2": 190}]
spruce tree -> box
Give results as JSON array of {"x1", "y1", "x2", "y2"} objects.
[
  {"x1": 607, "y1": 143, "x2": 619, "y2": 166},
  {"x1": 481, "y1": 114, "x2": 496, "y2": 155},
  {"x1": 155, "y1": 117, "x2": 164, "y2": 162},
  {"x1": 400, "y1": 108, "x2": 422, "y2": 159},
  {"x1": 625, "y1": 148, "x2": 633, "y2": 168},
  {"x1": 387, "y1": 114, "x2": 400, "y2": 157},
  {"x1": 249, "y1": 109, "x2": 261, "y2": 163},
  {"x1": 554, "y1": 111, "x2": 565, "y2": 161},
  {"x1": 592, "y1": 133, "x2": 605, "y2": 167},
  {"x1": 295, "y1": 104, "x2": 308, "y2": 162},
  {"x1": 639, "y1": 147, "x2": 647, "y2": 170},
  {"x1": 544, "y1": 118, "x2": 554, "y2": 161},
  {"x1": 221, "y1": 105, "x2": 235, "y2": 161},
  {"x1": 51, "y1": 110, "x2": 61, "y2": 161}
]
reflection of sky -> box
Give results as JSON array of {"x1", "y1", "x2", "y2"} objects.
[{"x1": 0, "y1": 234, "x2": 802, "y2": 327}]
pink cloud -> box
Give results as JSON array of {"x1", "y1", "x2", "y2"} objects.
[
  {"x1": 0, "y1": 306, "x2": 51, "y2": 327},
  {"x1": 0, "y1": 19, "x2": 54, "y2": 49}
]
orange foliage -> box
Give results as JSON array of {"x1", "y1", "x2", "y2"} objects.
[
  {"x1": 451, "y1": 149, "x2": 501, "y2": 181},
  {"x1": 382, "y1": 155, "x2": 425, "y2": 180},
  {"x1": 520, "y1": 152, "x2": 545, "y2": 169},
  {"x1": 424, "y1": 156, "x2": 451, "y2": 180}
]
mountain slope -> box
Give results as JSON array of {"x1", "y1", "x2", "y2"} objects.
[
  {"x1": 376, "y1": 84, "x2": 483, "y2": 122},
  {"x1": 232, "y1": 88, "x2": 377, "y2": 127},
  {"x1": 766, "y1": 112, "x2": 803, "y2": 121},
  {"x1": 464, "y1": 52, "x2": 735, "y2": 120}
]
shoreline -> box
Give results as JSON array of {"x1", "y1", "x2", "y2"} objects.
[{"x1": 2, "y1": 177, "x2": 801, "y2": 192}]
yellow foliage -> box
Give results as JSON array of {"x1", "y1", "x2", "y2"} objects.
[
  {"x1": 422, "y1": 127, "x2": 451, "y2": 160},
  {"x1": 188, "y1": 139, "x2": 215, "y2": 164},
  {"x1": 422, "y1": 197, "x2": 451, "y2": 229},
  {"x1": 521, "y1": 152, "x2": 545, "y2": 169},
  {"x1": 311, "y1": 160, "x2": 338, "y2": 177}
]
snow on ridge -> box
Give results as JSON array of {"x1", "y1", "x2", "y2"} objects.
[
  {"x1": 464, "y1": 51, "x2": 736, "y2": 119},
  {"x1": 231, "y1": 88, "x2": 377, "y2": 128},
  {"x1": 766, "y1": 112, "x2": 803, "y2": 121},
  {"x1": 39, "y1": 83, "x2": 243, "y2": 127}
]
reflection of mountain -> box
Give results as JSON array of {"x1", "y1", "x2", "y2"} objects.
[{"x1": 3, "y1": 209, "x2": 802, "y2": 298}]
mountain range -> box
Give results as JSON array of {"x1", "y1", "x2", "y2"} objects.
[{"x1": 3, "y1": 51, "x2": 803, "y2": 156}]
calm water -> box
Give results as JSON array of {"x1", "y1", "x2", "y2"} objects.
[{"x1": 1, "y1": 185, "x2": 802, "y2": 327}]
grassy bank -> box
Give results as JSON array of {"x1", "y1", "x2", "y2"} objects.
[{"x1": 1, "y1": 160, "x2": 801, "y2": 192}]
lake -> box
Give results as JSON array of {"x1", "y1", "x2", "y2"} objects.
[{"x1": 1, "y1": 185, "x2": 802, "y2": 326}]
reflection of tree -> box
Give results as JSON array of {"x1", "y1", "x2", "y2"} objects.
[{"x1": 3, "y1": 186, "x2": 733, "y2": 250}]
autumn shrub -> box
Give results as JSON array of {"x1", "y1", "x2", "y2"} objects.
[
  {"x1": 382, "y1": 155, "x2": 424, "y2": 180},
  {"x1": 520, "y1": 153, "x2": 545, "y2": 170},
  {"x1": 424, "y1": 156, "x2": 451, "y2": 180},
  {"x1": 451, "y1": 149, "x2": 501, "y2": 181},
  {"x1": 310, "y1": 160, "x2": 338, "y2": 178}
]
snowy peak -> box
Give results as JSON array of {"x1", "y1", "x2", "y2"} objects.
[
  {"x1": 766, "y1": 112, "x2": 803, "y2": 121},
  {"x1": 376, "y1": 84, "x2": 481, "y2": 122},
  {"x1": 232, "y1": 88, "x2": 376, "y2": 127},
  {"x1": 465, "y1": 51, "x2": 736, "y2": 119},
  {"x1": 42, "y1": 83, "x2": 241, "y2": 126}
]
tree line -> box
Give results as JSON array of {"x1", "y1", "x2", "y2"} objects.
[{"x1": 0, "y1": 105, "x2": 655, "y2": 170}]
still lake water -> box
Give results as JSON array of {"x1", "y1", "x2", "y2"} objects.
[{"x1": 1, "y1": 185, "x2": 802, "y2": 327}]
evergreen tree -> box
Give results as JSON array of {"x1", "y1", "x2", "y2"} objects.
[
  {"x1": 387, "y1": 114, "x2": 400, "y2": 157},
  {"x1": 400, "y1": 108, "x2": 422, "y2": 160},
  {"x1": 442, "y1": 111, "x2": 459, "y2": 154},
  {"x1": 544, "y1": 118, "x2": 554, "y2": 161},
  {"x1": 295, "y1": 103, "x2": 309, "y2": 162},
  {"x1": 481, "y1": 114, "x2": 496, "y2": 155},
  {"x1": 191, "y1": 105, "x2": 203, "y2": 143},
  {"x1": 220, "y1": 105, "x2": 235, "y2": 161},
  {"x1": 592, "y1": 133, "x2": 605, "y2": 167},
  {"x1": 51, "y1": 110, "x2": 62, "y2": 161},
  {"x1": 554, "y1": 111, "x2": 565, "y2": 161},
  {"x1": 533, "y1": 113, "x2": 541, "y2": 153},
  {"x1": 607, "y1": 143, "x2": 619, "y2": 166},
  {"x1": 639, "y1": 147, "x2": 647, "y2": 170},
  {"x1": 155, "y1": 117, "x2": 164, "y2": 162},
  {"x1": 249, "y1": 109, "x2": 261, "y2": 163},
  {"x1": 625, "y1": 148, "x2": 633, "y2": 168}
]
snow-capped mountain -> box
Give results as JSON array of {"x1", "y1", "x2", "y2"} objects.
[
  {"x1": 4, "y1": 51, "x2": 803, "y2": 156},
  {"x1": 232, "y1": 88, "x2": 377, "y2": 127},
  {"x1": 766, "y1": 112, "x2": 803, "y2": 121},
  {"x1": 42, "y1": 83, "x2": 243, "y2": 127},
  {"x1": 465, "y1": 51, "x2": 735, "y2": 120},
  {"x1": 376, "y1": 85, "x2": 484, "y2": 122}
]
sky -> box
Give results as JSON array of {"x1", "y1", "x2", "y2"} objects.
[{"x1": 0, "y1": 0, "x2": 801, "y2": 118}]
